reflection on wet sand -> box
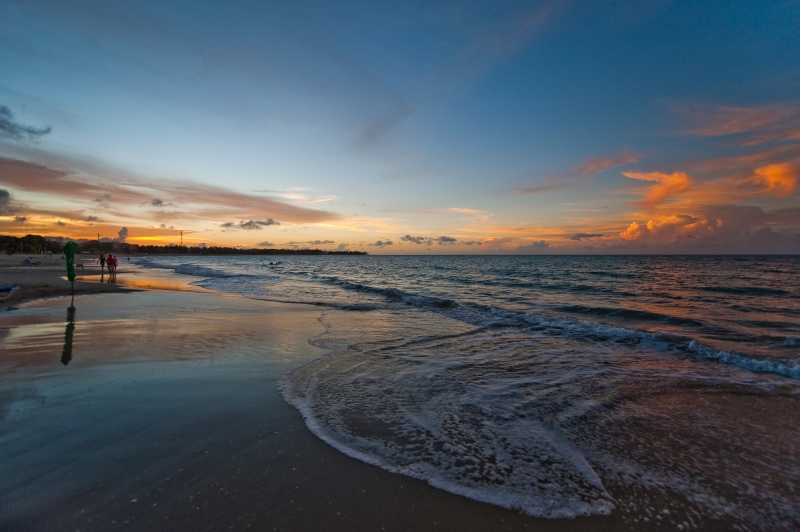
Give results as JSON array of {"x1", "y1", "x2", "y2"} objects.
[
  {"x1": 61, "y1": 306, "x2": 75, "y2": 365},
  {"x1": 2, "y1": 291, "x2": 592, "y2": 532},
  {"x1": 76, "y1": 268, "x2": 205, "y2": 293}
]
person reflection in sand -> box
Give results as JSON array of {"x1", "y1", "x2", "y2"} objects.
[{"x1": 61, "y1": 306, "x2": 76, "y2": 366}]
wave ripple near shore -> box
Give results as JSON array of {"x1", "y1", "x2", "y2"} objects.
[{"x1": 136, "y1": 255, "x2": 800, "y2": 527}]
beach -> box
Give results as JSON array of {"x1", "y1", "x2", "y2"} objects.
[
  {"x1": 0, "y1": 262, "x2": 602, "y2": 532},
  {"x1": 0, "y1": 254, "x2": 137, "y2": 306},
  {"x1": 1, "y1": 255, "x2": 798, "y2": 531}
]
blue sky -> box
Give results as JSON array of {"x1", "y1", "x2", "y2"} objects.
[{"x1": 1, "y1": 0, "x2": 798, "y2": 253}]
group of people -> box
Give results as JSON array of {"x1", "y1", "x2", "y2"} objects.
[{"x1": 98, "y1": 254, "x2": 119, "y2": 275}]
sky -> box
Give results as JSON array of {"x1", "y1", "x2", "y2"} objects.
[{"x1": 1, "y1": 0, "x2": 799, "y2": 254}]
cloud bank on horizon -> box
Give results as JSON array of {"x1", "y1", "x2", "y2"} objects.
[{"x1": 0, "y1": 0, "x2": 797, "y2": 254}]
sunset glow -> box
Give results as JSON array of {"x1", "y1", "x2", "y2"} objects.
[{"x1": 0, "y1": 1, "x2": 797, "y2": 253}]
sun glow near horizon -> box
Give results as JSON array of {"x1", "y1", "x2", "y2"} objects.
[{"x1": 0, "y1": 1, "x2": 798, "y2": 254}]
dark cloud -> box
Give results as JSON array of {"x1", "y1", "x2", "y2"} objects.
[
  {"x1": 0, "y1": 106, "x2": 51, "y2": 141},
  {"x1": 569, "y1": 233, "x2": 605, "y2": 241},
  {"x1": 400, "y1": 234, "x2": 429, "y2": 244},
  {"x1": 335, "y1": 243, "x2": 350, "y2": 251},
  {"x1": 239, "y1": 220, "x2": 267, "y2": 230},
  {"x1": 283, "y1": 239, "x2": 335, "y2": 247},
  {"x1": 284, "y1": 240, "x2": 334, "y2": 246},
  {"x1": 117, "y1": 227, "x2": 129, "y2": 242},
  {"x1": 257, "y1": 241, "x2": 275, "y2": 247},
  {"x1": 140, "y1": 198, "x2": 175, "y2": 208},
  {"x1": 573, "y1": 153, "x2": 639, "y2": 174},
  {"x1": 86, "y1": 215, "x2": 99, "y2": 222},
  {"x1": 0, "y1": 157, "x2": 339, "y2": 225},
  {"x1": 513, "y1": 240, "x2": 550, "y2": 253},
  {"x1": 57, "y1": 221, "x2": 66, "y2": 226},
  {"x1": 462, "y1": 240, "x2": 483, "y2": 246},
  {"x1": 516, "y1": 183, "x2": 564, "y2": 195},
  {"x1": 13, "y1": 216, "x2": 27, "y2": 223},
  {"x1": 220, "y1": 219, "x2": 280, "y2": 231},
  {"x1": 368, "y1": 240, "x2": 393, "y2": 247},
  {"x1": 354, "y1": 101, "x2": 412, "y2": 150},
  {"x1": 0, "y1": 189, "x2": 13, "y2": 215},
  {"x1": 762, "y1": 207, "x2": 800, "y2": 225},
  {"x1": 159, "y1": 224, "x2": 175, "y2": 230},
  {"x1": 437, "y1": 236, "x2": 457, "y2": 245}
]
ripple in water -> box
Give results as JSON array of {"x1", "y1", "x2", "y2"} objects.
[{"x1": 281, "y1": 315, "x2": 800, "y2": 529}]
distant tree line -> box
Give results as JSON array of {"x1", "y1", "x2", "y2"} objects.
[
  {"x1": 134, "y1": 245, "x2": 367, "y2": 255},
  {"x1": 0, "y1": 234, "x2": 367, "y2": 256},
  {"x1": 1, "y1": 234, "x2": 63, "y2": 254}
]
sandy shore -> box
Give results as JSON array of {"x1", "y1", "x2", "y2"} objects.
[
  {"x1": 0, "y1": 253, "x2": 137, "y2": 306},
  {"x1": 0, "y1": 273, "x2": 640, "y2": 531},
  {"x1": 7, "y1": 260, "x2": 780, "y2": 531}
]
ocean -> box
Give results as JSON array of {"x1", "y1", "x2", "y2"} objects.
[{"x1": 135, "y1": 254, "x2": 800, "y2": 529}]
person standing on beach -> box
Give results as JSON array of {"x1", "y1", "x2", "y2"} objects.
[
  {"x1": 98, "y1": 254, "x2": 106, "y2": 273},
  {"x1": 105, "y1": 255, "x2": 116, "y2": 282}
]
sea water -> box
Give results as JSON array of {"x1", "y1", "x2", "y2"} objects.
[{"x1": 135, "y1": 255, "x2": 800, "y2": 529}]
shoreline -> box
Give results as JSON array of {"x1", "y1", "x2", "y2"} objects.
[
  {"x1": 0, "y1": 261, "x2": 622, "y2": 532},
  {"x1": 2, "y1": 257, "x2": 796, "y2": 530},
  {"x1": 0, "y1": 287, "x2": 618, "y2": 532}
]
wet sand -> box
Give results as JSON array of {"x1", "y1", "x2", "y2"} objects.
[
  {"x1": 0, "y1": 288, "x2": 634, "y2": 532},
  {"x1": 2, "y1": 270, "x2": 788, "y2": 530}
]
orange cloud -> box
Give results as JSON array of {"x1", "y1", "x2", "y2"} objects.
[
  {"x1": 619, "y1": 221, "x2": 642, "y2": 241},
  {"x1": 616, "y1": 205, "x2": 800, "y2": 253},
  {"x1": 752, "y1": 164, "x2": 797, "y2": 198},
  {"x1": 622, "y1": 171, "x2": 693, "y2": 208},
  {"x1": 620, "y1": 215, "x2": 720, "y2": 242}
]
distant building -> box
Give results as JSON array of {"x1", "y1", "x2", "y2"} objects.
[{"x1": 198, "y1": 243, "x2": 206, "y2": 248}]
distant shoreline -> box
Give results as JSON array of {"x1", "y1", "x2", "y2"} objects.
[{"x1": 128, "y1": 247, "x2": 368, "y2": 255}]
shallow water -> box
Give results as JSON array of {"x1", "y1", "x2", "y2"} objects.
[{"x1": 135, "y1": 255, "x2": 800, "y2": 529}]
